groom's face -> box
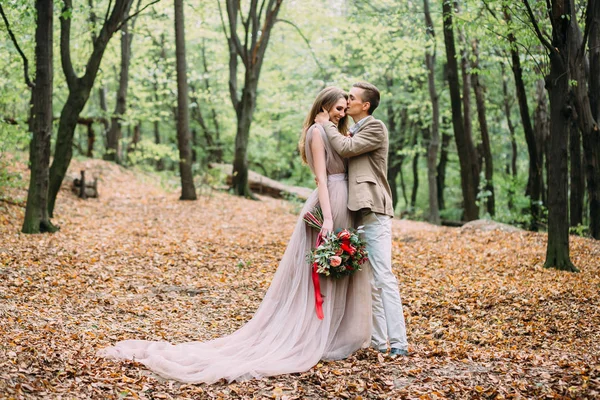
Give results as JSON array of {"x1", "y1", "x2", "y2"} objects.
[{"x1": 347, "y1": 87, "x2": 369, "y2": 117}]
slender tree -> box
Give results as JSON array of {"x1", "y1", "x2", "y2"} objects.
[
  {"x1": 385, "y1": 76, "x2": 404, "y2": 210},
  {"x1": 423, "y1": 0, "x2": 440, "y2": 225},
  {"x1": 569, "y1": 113, "x2": 584, "y2": 227},
  {"x1": 471, "y1": 40, "x2": 494, "y2": 216},
  {"x1": 503, "y1": 5, "x2": 543, "y2": 229},
  {"x1": 570, "y1": 0, "x2": 600, "y2": 239},
  {"x1": 105, "y1": 0, "x2": 142, "y2": 163},
  {"x1": 587, "y1": 0, "x2": 600, "y2": 239},
  {"x1": 174, "y1": 0, "x2": 196, "y2": 200},
  {"x1": 220, "y1": 0, "x2": 284, "y2": 198},
  {"x1": 501, "y1": 62, "x2": 517, "y2": 179},
  {"x1": 22, "y1": 0, "x2": 58, "y2": 233},
  {"x1": 436, "y1": 118, "x2": 452, "y2": 211},
  {"x1": 442, "y1": 0, "x2": 479, "y2": 221},
  {"x1": 533, "y1": 79, "x2": 549, "y2": 205}
]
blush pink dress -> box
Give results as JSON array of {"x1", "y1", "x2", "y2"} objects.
[{"x1": 98, "y1": 124, "x2": 372, "y2": 383}]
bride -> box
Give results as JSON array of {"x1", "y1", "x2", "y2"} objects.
[{"x1": 98, "y1": 87, "x2": 372, "y2": 384}]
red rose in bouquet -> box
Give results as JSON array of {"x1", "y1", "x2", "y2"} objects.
[{"x1": 303, "y1": 206, "x2": 368, "y2": 279}]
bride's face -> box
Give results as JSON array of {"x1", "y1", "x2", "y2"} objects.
[{"x1": 328, "y1": 98, "x2": 347, "y2": 126}]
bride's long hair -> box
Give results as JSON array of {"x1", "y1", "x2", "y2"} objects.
[{"x1": 299, "y1": 87, "x2": 349, "y2": 164}]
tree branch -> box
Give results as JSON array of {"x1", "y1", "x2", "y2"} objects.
[
  {"x1": 0, "y1": 5, "x2": 34, "y2": 88},
  {"x1": 255, "y1": 0, "x2": 282, "y2": 65},
  {"x1": 104, "y1": 0, "x2": 113, "y2": 24},
  {"x1": 60, "y1": 0, "x2": 79, "y2": 88},
  {"x1": 250, "y1": 0, "x2": 260, "y2": 60},
  {"x1": 226, "y1": 0, "x2": 248, "y2": 64},
  {"x1": 116, "y1": 0, "x2": 161, "y2": 32},
  {"x1": 481, "y1": 0, "x2": 498, "y2": 20},
  {"x1": 522, "y1": 0, "x2": 554, "y2": 52},
  {"x1": 221, "y1": 0, "x2": 240, "y2": 110}
]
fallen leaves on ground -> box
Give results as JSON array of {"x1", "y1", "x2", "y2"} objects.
[{"x1": 1, "y1": 158, "x2": 599, "y2": 399}]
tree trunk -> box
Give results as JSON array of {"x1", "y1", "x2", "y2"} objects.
[
  {"x1": 577, "y1": 0, "x2": 600, "y2": 239},
  {"x1": 410, "y1": 131, "x2": 421, "y2": 209},
  {"x1": 224, "y1": 0, "x2": 283, "y2": 198},
  {"x1": 587, "y1": 0, "x2": 600, "y2": 239},
  {"x1": 386, "y1": 78, "x2": 404, "y2": 211},
  {"x1": 442, "y1": 1, "x2": 479, "y2": 221},
  {"x1": 86, "y1": 122, "x2": 94, "y2": 157},
  {"x1": 436, "y1": 120, "x2": 452, "y2": 211},
  {"x1": 545, "y1": 53, "x2": 577, "y2": 271},
  {"x1": 386, "y1": 104, "x2": 400, "y2": 210},
  {"x1": 22, "y1": 0, "x2": 58, "y2": 234},
  {"x1": 104, "y1": 13, "x2": 132, "y2": 163},
  {"x1": 504, "y1": 6, "x2": 542, "y2": 230},
  {"x1": 98, "y1": 86, "x2": 109, "y2": 146},
  {"x1": 423, "y1": 0, "x2": 440, "y2": 225},
  {"x1": 533, "y1": 79, "x2": 550, "y2": 205},
  {"x1": 48, "y1": 0, "x2": 134, "y2": 217},
  {"x1": 501, "y1": 64, "x2": 517, "y2": 179},
  {"x1": 459, "y1": 25, "x2": 474, "y2": 179},
  {"x1": 126, "y1": 122, "x2": 141, "y2": 153},
  {"x1": 174, "y1": 0, "x2": 196, "y2": 200},
  {"x1": 232, "y1": 88, "x2": 256, "y2": 198},
  {"x1": 528, "y1": 0, "x2": 577, "y2": 272},
  {"x1": 569, "y1": 117, "x2": 584, "y2": 227},
  {"x1": 472, "y1": 40, "x2": 495, "y2": 216},
  {"x1": 49, "y1": 90, "x2": 88, "y2": 216}
]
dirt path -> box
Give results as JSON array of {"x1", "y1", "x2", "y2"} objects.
[{"x1": 1, "y1": 159, "x2": 599, "y2": 399}]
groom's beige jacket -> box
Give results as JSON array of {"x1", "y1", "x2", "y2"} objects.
[{"x1": 323, "y1": 116, "x2": 394, "y2": 217}]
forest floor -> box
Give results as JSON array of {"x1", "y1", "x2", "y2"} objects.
[{"x1": 1, "y1": 158, "x2": 599, "y2": 399}]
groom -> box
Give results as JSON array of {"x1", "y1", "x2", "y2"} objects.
[{"x1": 316, "y1": 82, "x2": 408, "y2": 356}]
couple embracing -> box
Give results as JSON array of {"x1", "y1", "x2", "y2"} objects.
[{"x1": 99, "y1": 83, "x2": 408, "y2": 384}]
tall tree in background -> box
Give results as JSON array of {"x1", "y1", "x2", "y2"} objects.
[
  {"x1": 471, "y1": 40, "x2": 494, "y2": 216},
  {"x1": 570, "y1": 0, "x2": 600, "y2": 240},
  {"x1": 104, "y1": 0, "x2": 142, "y2": 163},
  {"x1": 174, "y1": 0, "x2": 196, "y2": 200},
  {"x1": 423, "y1": 0, "x2": 440, "y2": 225},
  {"x1": 442, "y1": 0, "x2": 479, "y2": 221},
  {"x1": 523, "y1": 0, "x2": 577, "y2": 271},
  {"x1": 502, "y1": 5, "x2": 543, "y2": 229},
  {"x1": 19, "y1": 0, "x2": 58, "y2": 233},
  {"x1": 48, "y1": 0, "x2": 137, "y2": 216},
  {"x1": 586, "y1": 0, "x2": 600, "y2": 239},
  {"x1": 221, "y1": 0, "x2": 284, "y2": 198}
]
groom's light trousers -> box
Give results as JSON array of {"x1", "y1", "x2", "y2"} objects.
[{"x1": 360, "y1": 211, "x2": 408, "y2": 351}]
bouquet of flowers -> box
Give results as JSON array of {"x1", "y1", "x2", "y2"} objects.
[
  {"x1": 303, "y1": 206, "x2": 368, "y2": 319},
  {"x1": 303, "y1": 206, "x2": 368, "y2": 279}
]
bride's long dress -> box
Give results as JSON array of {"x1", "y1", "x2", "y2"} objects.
[{"x1": 98, "y1": 125, "x2": 372, "y2": 383}]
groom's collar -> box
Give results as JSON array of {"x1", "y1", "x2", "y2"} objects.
[{"x1": 349, "y1": 115, "x2": 373, "y2": 135}]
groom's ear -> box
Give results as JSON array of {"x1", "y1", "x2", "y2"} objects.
[{"x1": 362, "y1": 101, "x2": 370, "y2": 112}]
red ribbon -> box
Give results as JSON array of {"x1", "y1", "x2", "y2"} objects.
[{"x1": 312, "y1": 233, "x2": 324, "y2": 320}]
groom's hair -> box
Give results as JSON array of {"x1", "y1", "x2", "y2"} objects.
[{"x1": 353, "y1": 82, "x2": 380, "y2": 115}]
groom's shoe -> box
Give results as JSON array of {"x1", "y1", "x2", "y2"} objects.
[{"x1": 389, "y1": 348, "x2": 409, "y2": 357}]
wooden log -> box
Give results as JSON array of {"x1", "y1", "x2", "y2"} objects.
[{"x1": 209, "y1": 163, "x2": 313, "y2": 200}]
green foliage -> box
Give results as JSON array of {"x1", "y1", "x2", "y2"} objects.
[
  {"x1": 0, "y1": 122, "x2": 29, "y2": 196},
  {"x1": 125, "y1": 139, "x2": 179, "y2": 167},
  {"x1": 0, "y1": 0, "x2": 579, "y2": 231},
  {"x1": 569, "y1": 224, "x2": 590, "y2": 238}
]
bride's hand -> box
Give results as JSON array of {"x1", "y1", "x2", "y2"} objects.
[
  {"x1": 320, "y1": 218, "x2": 333, "y2": 237},
  {"x1": 314, "y1": 109, "x2": 330, "y2": 125}
]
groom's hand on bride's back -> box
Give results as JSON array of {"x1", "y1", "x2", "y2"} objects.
[{"x1": 315, "y1": 110, "x2": 330, "y2": 125}]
